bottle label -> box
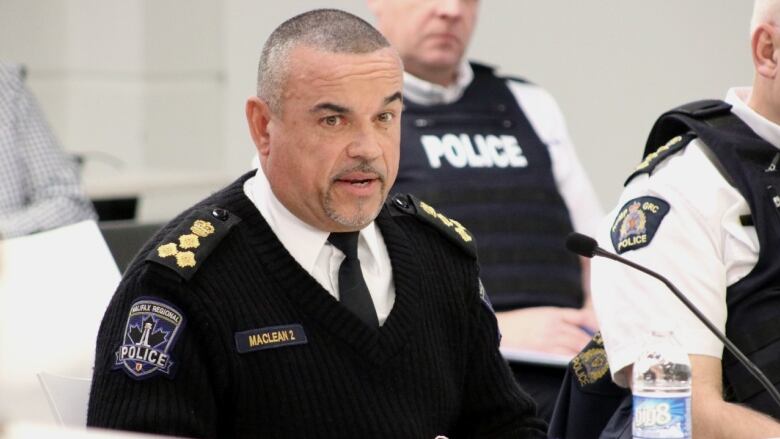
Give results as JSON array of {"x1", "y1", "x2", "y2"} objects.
[{"x1": 632, "y1": 394, "x2": 691, "y2": 438}]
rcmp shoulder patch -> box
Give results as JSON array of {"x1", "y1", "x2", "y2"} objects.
[
  {"x1": 610, "y1": 196, "x2": 670, "y2": 254},
  {"x1": 571, "y1": 332, "x2": 610, "y2": 388},
  {"x1": 387, "y1": 193, "x2": 476, "y2": 258},
  {"x1": 113, "y1": 297, "x2": 186, "y2": 380},
  {"x1": 145, "y1": 207, "x2": 241, "y2": 281}
]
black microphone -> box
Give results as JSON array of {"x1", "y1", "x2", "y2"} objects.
[
  {"x1": 566, "y1": 232, "x2": 780, "y2": 409},
  {"x1": 565, "y1": 232, "x2": 599, "y2": 258}
]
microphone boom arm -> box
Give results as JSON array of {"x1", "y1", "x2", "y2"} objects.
[{"x1": 595, "y1": 247, "x2": 780, "y2": 409}]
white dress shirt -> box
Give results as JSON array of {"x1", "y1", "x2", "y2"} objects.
[
  {"x1": 592, "y1": 87, "x2": 770, "y2": 387},
  {"x1": 402, "y1": 59, "x2": 604, "y2": 235},
  {"x1": 243, "y1": 168, "x2": 396, "y2": 325}
]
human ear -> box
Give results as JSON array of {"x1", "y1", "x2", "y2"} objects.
[
  {"x1": 246, "y1": 96, "x2": 273, "y2": 157},
  {"x1": 753, "y1": 23, "x2": 779, "y2": 79}
]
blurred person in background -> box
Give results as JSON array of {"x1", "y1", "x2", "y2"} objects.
[
  {"x1": 368, "y1": 0, "x2": 603, "y2": 420},
  {"x1": 0, "y1": 61, "x2": 95, "y2": 239}
]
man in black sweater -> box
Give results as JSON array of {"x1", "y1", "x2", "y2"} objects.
[{"x1": 87, "y1": 9, "x2": 546, "y2": 439}]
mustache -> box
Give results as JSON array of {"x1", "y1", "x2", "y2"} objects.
[{"x1": 331, "y1": 162, "x2": 386, "y2": 183}]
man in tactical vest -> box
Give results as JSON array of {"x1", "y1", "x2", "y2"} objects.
[
  {"x1": 580, "y1": 1, "x2": 780, "y2": 436},
  {"x1": 368, "y1": 0, "x2": 603, "y2": 419}
]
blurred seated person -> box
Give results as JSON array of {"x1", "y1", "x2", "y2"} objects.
[
  {"x1": 368, "y1": 0, "x2": 602, "y2": 420},
  {"x1": 0, "y1": 61, "x2": 95, "y2": 239}
]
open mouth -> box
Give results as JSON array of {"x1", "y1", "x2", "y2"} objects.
[
  {"x1": 337, "y1": 177, "x2": 375, "y2": 187},
  {"x1": 334, "y1": 168, "x2": 382, "y2": 186},
  {"x1": 331, "y1": 164, "x2": 385, "y2": 195}
]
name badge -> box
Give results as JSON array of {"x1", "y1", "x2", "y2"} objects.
[{"x1": 235, "y1": 324, "x2": 307, "y2": 353}]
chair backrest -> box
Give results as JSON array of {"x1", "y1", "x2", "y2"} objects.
[
  {"x1": 99, "y1": 221, "x2": 163, "y2": 272},
  {"x1": 37, "y1": 372, "x2": 92, "y2": 427}
]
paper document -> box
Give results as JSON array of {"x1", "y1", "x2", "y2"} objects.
[{"x1": 500, "y1": 347, "x2": 572, "y2": 368}]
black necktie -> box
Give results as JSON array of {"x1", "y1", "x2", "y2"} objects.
[{"x1": 328, "y1": 232, "x2": 378, "y2": 328}]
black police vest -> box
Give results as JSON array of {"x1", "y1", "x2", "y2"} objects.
[
  {"x1": 635, "y1": 100, "x2": 780, "y2": 418},
  {"x1": 393, "y1": 63, "x2": 582, "y2": 310}
]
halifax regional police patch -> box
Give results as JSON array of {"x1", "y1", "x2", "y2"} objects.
[
  {"x1": 113, "y1": 298, "x2": 185, "y2": 380},
  {"x1": 610, "y1": 196, "x2": 670, "y2": 254}
]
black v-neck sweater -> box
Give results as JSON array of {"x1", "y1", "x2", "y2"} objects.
[{"x1": 88, "y1": 173, "x2": 546, "y2": 439}]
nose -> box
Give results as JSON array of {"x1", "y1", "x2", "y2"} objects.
[
  {"x1": 434, "y1": 0, "x2": 464, "y2": 19},
  {"x1": 347, "y1": 125, "x2": 383, "y2": 161}
]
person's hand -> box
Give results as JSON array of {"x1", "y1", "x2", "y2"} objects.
[{"x1": 496, "y1": 306, "x2": 596, "y2": 356}]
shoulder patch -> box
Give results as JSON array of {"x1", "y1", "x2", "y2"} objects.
[
  {"x1": 388, "y1": 193, "x2": 476, "y2": 258},
  {"x1": 145, "y1": 207, "x2": 241, "y2": 280},
  {"x1": 571, "y1": 332, "x2": 610, "y2": 388},
  {"x1": 625, "y1": 134, "x2": 695, "y2": 186},
  {"x1": 610, "y1": 196, "x2": 670, "y2": 254},
  {"x1": 113, "y1": 297, "x2": 186, "y2": 380}
]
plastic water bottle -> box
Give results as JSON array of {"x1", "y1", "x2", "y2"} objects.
[{"x1": 632, "y1": 331, "x2": 692, "y2": 439}]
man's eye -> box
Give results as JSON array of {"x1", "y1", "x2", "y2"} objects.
[
  {"x1": 377, "y1": 112, "x2": 394, "y2": 123},
  {"x1": 322, "y1": 115, "x2": 342, "y2": 126}
]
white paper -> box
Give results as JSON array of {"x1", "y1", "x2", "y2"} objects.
[{"x1": 0, "y1": 221, "x2": 120, "y2": 424}]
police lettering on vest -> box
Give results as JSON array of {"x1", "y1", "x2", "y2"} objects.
[{"x1": 420, "y1": 134, "x2": 528, "y2": 169}]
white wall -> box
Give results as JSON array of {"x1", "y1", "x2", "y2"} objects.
[
  {"x1": 469, "y1": 2, "x2": 754, "y2": 206},
  {"x1": 0, "y1": 0, "x2": 755, "y2": 218}
]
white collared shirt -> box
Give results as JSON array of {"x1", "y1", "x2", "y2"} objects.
[
  {"x1": 592, "y1": 87, "x2": 776, "y2": 387},
  {"x1": 402, "y1": 60, "x2": 604, "y2": 235},
  {"x1": 402, "y1": 59, "x2": 475, "y2": 105},
  {"x1": 243, "y1": 169, "x2": 396, "y2": 325}
]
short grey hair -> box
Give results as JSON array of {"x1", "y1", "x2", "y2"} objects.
[
  {"x1": 752, "y1": 0, "x2": 780, "y2": 33},
  {"x1": 256, "y1": 9, "x2": 391, "y2": 114}
]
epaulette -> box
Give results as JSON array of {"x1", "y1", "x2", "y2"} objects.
[
  {"x1": 626, "y1": 99, "x2": 736, "y2": 186},
  {"x1": 643, "y1": 100, "x2": 732, "y2": 158},
  {"x1": 144, "y1": 206, "x2": 241, "y2": 281},
  {"x1": 387, "y1": 193, "x2": 476, "y2": 259},
  {"x1": 624, "y1": 133, "x2": 695, "y2": 186}
]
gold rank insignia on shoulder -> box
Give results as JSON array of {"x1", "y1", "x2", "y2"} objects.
[
  {"x1": 156, "y1": 222, "x2": 212, "y2": 268},
  {"x1": 177, "y1": 234, "x2": 200, "y2": 250},
  {"x1": 571, "y1": 332, "x2": 610, "y2": 387},
  {"x1": 191, "y1": 220, "x2": 215, "y2": 237},
  {"x1": 418, "y1": 200, "x2": 473, "y2": 243},
  {"x1": 388, "y1": 193, "x2": 477, "y2": 259},
  {"x1": 625, "y1": 134, "x2": 695, "y2": 186},
  {"x1": 146, "y1": 207, "x2": 241, "y2": 281},
  {"x1": 634, "y1": 135, "x2": 683, "y2": 172}
]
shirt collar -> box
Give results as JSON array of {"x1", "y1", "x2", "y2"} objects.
[
  {"x1": 243, "y1": 168, "x2": 384, "y2": 274},
  {"x1": 726, "y1": 87, "x2": 780, "y2": 150},
  {"x1": 402, "y1": 59, "x2": 473, "y2": 105}
]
